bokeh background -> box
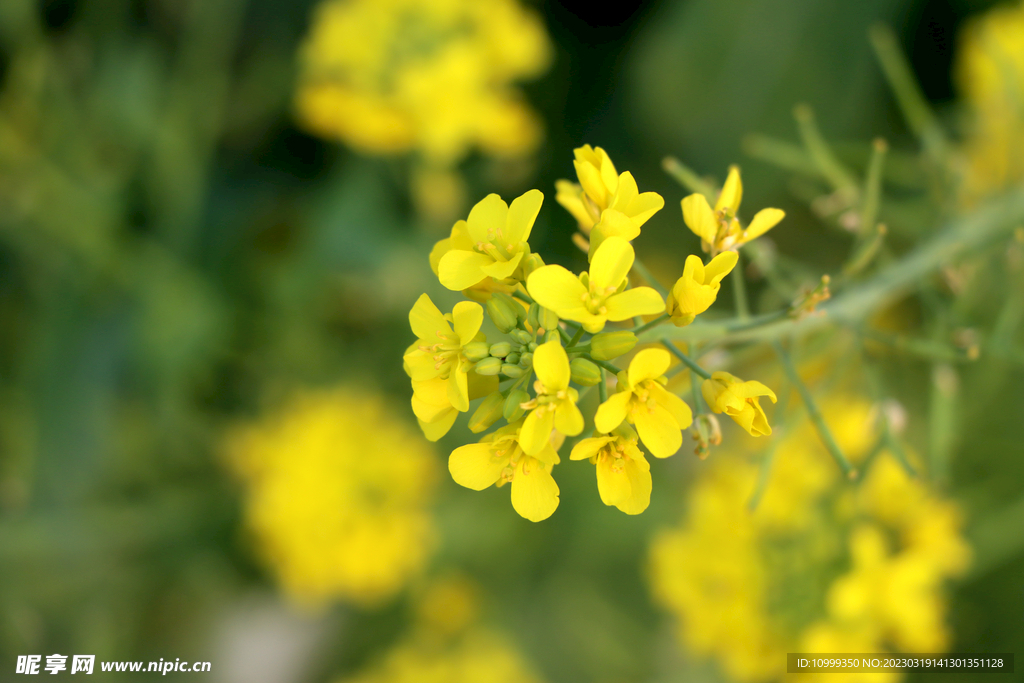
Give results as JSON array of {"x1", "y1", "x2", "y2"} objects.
[{"x1": 1, "y1": 0, "x2": 1022, "y2": 681}]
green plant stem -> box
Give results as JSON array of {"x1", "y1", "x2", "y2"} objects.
[
  {"x1": 747, "y1": 384, "x2": 791, "y2": 510},
  {"x1": 633, "y1": 314, "x2": 669, "y2": 334},
  {"x1": 793, "y1": 104, "x2": 860, "y2": 195},
  {"x1": 567, "y1": 326, "x2": 585, "y2": 348},
  {"x1": 631, "y1": 259, "x2": 669, "y2": 298},
  {"x1": 859, "y1": 138, "x2": 888, "y2": 238},
  {"x1": 773, "y1": 340, "x2": 857, "y2": 478},
  {"x1": 566, "y1": 344, "x2": 591, "y2": 354},
  {"x1": 598, "y1": 368, "x2": 608, "y2": 403},
  {"x1": 731, "y1": 252, "x2": 751, "y2": 321},
  {"x1": 661, "y1": 339, "x2": 711, "y2": 380},
  {"x1": 592, "y1": 359, "x2": 622, "y2": 375},
  {"x1": 662, "y1": 157, "x2": 716, "y2": 200},
  {"x1": 859, "y1": 326, "x2": 977, "y2": 363}
]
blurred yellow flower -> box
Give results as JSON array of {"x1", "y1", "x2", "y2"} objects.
[
  {"x1": 296, "y1": 0, "x2": 551, "y2": 166},
  {"x1": 955, "y1": 0, "x2": 1024, "y2": 204},
  {"x1": 648, "y1": 398, "x2": 971, "y2": 683},
  {"x1": 570, "y1": 424, "x2": 652, "y2": 515},
  {"x1": 527, "y1": 236, "x2": 665, "y2": 333},
  {"x1": 665, "y1": 251, "x2": 738, "y2": 326},
  {"x1": 701, "y1": 371, "x2": 777, "y2": 437},
  {"x1": 681, "y1": 166, "x2": 785, "y2": 256},
  {"x1": 555, "y1": 145, "x2": 665, "y2": 256},
  {"x1": 225, "y1": 389, "x2": 437, "y2": 607},
  {"x1": 594, "y1": 348, "x2": 693, "y2": 457}
]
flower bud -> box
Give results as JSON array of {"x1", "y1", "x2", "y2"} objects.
[
  {"x1": 504, "y1": 389, "x2": 529, "y2": 422},
  {"x1": 468, "y1": 392, "x2": 504, "y2": 433},
  {"x1": 474, "y1": 357, "x2": 503, "y2": 376},
  {"x1": 519, "y1": 352, "x2": 533, "y2": 366},
  {"x1": 570, "y1": 358, "x2": 601, "y2": 386},
  {"x1": 590, "y1": 331, "x2": 637, "y2": 360},
  {"x1": 527, "y1": 303, "x2": 541, "y2": 330},
  {"x1": 463, "y1": 341, "x2": 490, "y2": 362},
  {"x1": 512, "y1": 329, "x2": 533, "y2": 344},
  {"x1": 486, "y1": 295, "x2": 520, "y2": 334},
  {"x1": 505, "y1": 353, "x2": 521, "y2": 365},
  {"x1": 501, "y1": 364, "x2": 525, "y2": 378},
  {"x1": 538, "y1": 307, "x2": 559, "y2": 332},
  {"x1": 545, "y1": 330, "x2": 561, "y2": 343},
  {"x1": 489, "y1": 342, "x2": 512, "y2": 358},
  {"x1": 522, "y1": 253, "x2": 545, "y2": 279}
]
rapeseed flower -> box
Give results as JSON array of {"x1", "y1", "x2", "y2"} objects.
[
  {"x1": 527, "y1": 236, "x2": 664, "y2": 333},
  {"x1": 665, "y1": 251, "x2": 738, "y2": 326},
  {"x1": 437, "y1": 190, "x2": 543, "y2": 292},
  {"x1": 701, "y1": 371, "x2": 777, "y2": 437},
  {"x1": 681, "y1": 167, "x2": 785, "y2": 255},
  {"x1": 449, "y1": 420, "x2": 561, "y2": 522},
  {"x1": 595, "y1": 348, "x2": 692, "y2": 457},
  {"x1": 570, "y1": 424, "x2": 651, "y2": 515},
  {"x1": 225, "y1": 388, "x2": 436, "y2": 607},
  {"x1": 555, "y1": 145, "x2": 665, "y2": 256},
  {"x1": 518, "y1": 340, "x2": 583, "y2": 455}
]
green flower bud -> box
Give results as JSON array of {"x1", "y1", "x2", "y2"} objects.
[
  {"x1": 570, "y1": 358, "x2": 602, "y2": 386},
  {"x1": 504, "y1": 389, "x2": 529, "y2": 422},
  {"x1": 527, "y1": 341, "x2": 538, "y2": 352},
  {"x1": 501, "y1": 364, "x2": 525, "y2": 378},
  {"x1": 489, "y1": 342, "x2": 512, "y2": 358},
  {"x1": 486, "y1": 294, "x2": 520, "y2": 333},
  {"x1": 468, "y1": 392, "x2": 505, "y2": 433},
  {"x1": 522, "y1": 253, "x2": 545, "y2": 279},
  {"x1": 538, "y1": 307, "x2": 559, "y2": 332},
  {"x1": 527, "y1": 303, "x2": 541, "y2": 330},
  {"x1": 512, "y1": 329, "x2": 533, "y2": 344},
  {"x1": 591, "y1": 331, "x2": 638, "y2": 360},
  {"x1": 463, "y1": 341, "x2": 490, "y2": 362},
  {"x1": 505, "y1": 353, "x2": 521, "y2": 365},
  {"x1": 519, "y1": 352, "x2": 533, "y2": 366},
  {"x1": 546, "y1": 330, "x2": 561, "y2": 343},
  {"x1": 474, "y1": 357, "x2": 503, "y2": 375}
]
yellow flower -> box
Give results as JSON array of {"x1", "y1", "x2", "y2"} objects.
[
  {"x1": 526, "y1": 236, "x2": 665, "y2": 333},
  {"x1": 555, "y1": 145, "x2": 664, "y2": 256},
  {"x1": 225, "y1": 388, "x2": 436, "y2": 607},
  {"x1": 570, "y1": 424, "x2": 651, "y2": 515},
  {"x1": 701, "y1": 371, "x2": 777, "y2": 437},
  {"x1": 594, "y1": 348, "x2": 693, "y2": 457},
  {"x1": 681, "y1": 166, "x2": 785, "y2": 255},
  {"x1": 437, "y1": 190, "x2": 543, "y2": 291},
  {"x1": 409, "y1": 371, "x2": 497, "y2": 441},
  {"x1": 518, "y1": 340, "x2": 583, "y2": 455},
  {"x1": 448, "y1": 420, "x2": 560, "y2": 522},
  {"x1": 665, "y1": 251, "x2": 738, "y2": 326},
  {"x1": 404, "y1": 294, "x2": 483, "y2": 404},
  {"x1": 296, "y1": 0, "x2": 552, "y2": 166}
]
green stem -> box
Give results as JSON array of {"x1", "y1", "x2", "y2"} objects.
[
  {"x1": 631, "y1": 259, "x2": 669, "y2": 298},
  {"x1": 633, "y1": 313, "x2": 670, "y2": 334},
  {"x1": 859, "y1": 138, "x2": 888, "y2": 239},
  {"x1": 661, "y1": 339, "x2": 711, "y2": 380},
  {"x1": 566, "y1": 344, "x2": 591, "y2": 355},
  {"x1": 793, "y1": 104, "x2": 860, "y2": 195},
  {"x1": 598, "y1": 368, "x2": 608, "y2": 403},
  {"x1": 567, "y1": 326, "x2": 585, "y2": 348},
  {"x1": 773, "y1": 340, "x2": 857, "y2": 478},
  {"x1": 731, "y1": 252, "x2": 751, "y2": 321},
  {"x1": 592, "y1": 358, "x2": 622, "y2": 375},
  {"x1": 662, "y1": 157, "x2": 716, "y2": 201},
  {"x1": 747, "y1": 383, "x2": 791, "y2": 510},
  {"x1": 859, "y1": 326, "x2": 977, "y2": 363}
]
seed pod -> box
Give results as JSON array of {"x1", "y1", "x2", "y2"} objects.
[
  {"x1": 463, "y1": 341, "x2": 490, "y2": 362},
  {"x1": 474, "y1": 357, "x2": 503, "y2": 376},
  {"x1": 489, "y1": 342, "x2": 512, "y2": 358},
  {"x1": 503, "y1": 389, "x2": 529, "y2": 422},
  {"x1": 591, "y1": 331, "x2": 638, "y2": 360},
  {"x1": 570, "y1": 358, "x2": 601, "y2": 386},
  {"x1": 468, "y1": 392, "x2": 504, "y2": 433}
]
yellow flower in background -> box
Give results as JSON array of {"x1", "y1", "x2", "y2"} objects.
[
  {"x1": 296, "y1": 0, "x2": 551, "y2": 166},
  {"x1": 555, "y1": 145, "x2": 665, "y2": 256},
  {"x1": 648, "y1": 398, "x2": 970, "y2": 683},
  {"x1": 225, "y1": 389, "x2": 436, "y2": 607},
  {"x1": 955, "y1": 0, "x2": 1024, "y2": 204},
  {"x1": 527, "y1": 236, "x2": 665, "y2": 333},
  {"x1": 681, "y1": 166, "x2": 785, "y2": 255},
  {"x1": 595, "y1": 348, "x2": 693, "y2": 457},
  {"x1": 518, "y1": 341, "x2": 583, "y2": 455},
  {"x1": 665, "y1": 251, "x2": 738, "y2": 326},
  {"x1": 437, "y1": 190, "x2": 543, "y2": 291},
  {"x1": 570, "y1": 424, "x2": 652, "y2": 515},
  {"x1": 702, "y1": 371, "x2": 777, "y2": 437},
  {"x1": 448, "y1": 420, "x2": 561, "y2": 522}
]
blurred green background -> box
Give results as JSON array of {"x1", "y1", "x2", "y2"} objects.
[{"x1": 0, "y1": 0, "x2": 1022, "y2": 681}]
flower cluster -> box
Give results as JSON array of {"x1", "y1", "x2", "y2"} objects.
[
  {"x1": 648, "y1": 398, "x2": 971, "y2": 682},
  {"x1": 225, "y1": 388, "x2": 437, "y2": 606},
  {"x1": 404, "y1": 147, "x2": 782, "y2": 520},
  {"x1": 295, "y1": 0, "x2": 551, "y2": 167}
]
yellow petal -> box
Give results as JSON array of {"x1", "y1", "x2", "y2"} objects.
[
  {"x1": 447, "y1": 367, "x2": 470, "y2": 413},
  {"x1": 452, "y1": 301, "x2": 484, "y2": 346},
  {"x1": 511, "y1": 457, "x2": 559, "y2": 522},
  {"x1": 428, "y1": 238, "x2": 452, "y2": 275},
  {"x1": 596, "y1": 454, "x2": 651, "y2": 514},
  {"x1": 411, "y1": 378, "x2": 451, "y2": 422},
  {"x1": 556, "y1": 179, "x2": 594, "y2": 229},
  {"x1": 716, "y1": 165, "x2": 743, "y2": 214},
  {"x1": 466, "y1": 193, "x2": 509, "y2": 244},
  {"x1": 418, "y1": 411, "x2": 457, "y2": 441},
  {"x1": 628, "y1": 348, "x2": 671, "y2": 387},
  {"x1": 744, "y1": 208, "x2": 785, "y2": 241},
  {"x1": 625, "y1": 191, "x2": 664, "y2": 227},
  {"x1": 589, "y1": 209, "x2": 641, "y2": 257},
  {"x1": 607, "y1": 171, "x2": 639, "y2": 211},
  {"x1": 648, "y1": 382, "x2": 693, "y2": 430},
  {"x1": 604, "y1": 287, "x2": 665, "y2": 322},
  {"x1": 533, "y1": 340, "x2": 570, "y2": 392},
  {"x1": 734, "y1": 379, "x2": 777, "y2": 402},
  {"x1": 438, "y1": 250, "x2": 493, "y2": 291},
  {"x1": 570, "y1": 436, "x2": 615, "y2": 460},
  {"x1": 409, "y1": 293, "x2": 450, "y2": 340},
  {"x1": 480, "y1": 251, "x2": 524, "y2": 281},
  {"x1": 634, "y1": 403, "x2": 682, "y2": 457},
  {"x1": 681, "y1": 193, "x2": 717, "y2": 243},
  {"x1": 589, "y1": 236, "x2": 634, "y2": 292},
  {"x1": 528, "y1": 265, "x2": 587, "y2": 313},
  {"x1": 594, "y1": 391, "x2": 630, "y2": 433},
  {"x1": 449, "y1": 443, "x2": 506, "y2": 490},
  {"x1": 704, "y1": 250, "x2": 739, "y2": 284},
  {"x1": 519, "y1": 407, "x2": 554, "y2": 455},
  {"x1": 505, "y1": 189, "x2": 543, "y2": 245},
  {"x1": 403, "y1": 347, "x2": 439, "y2": 381},
  {"x1": 554, "y1": 399, "x2": 584, "y2": 436}
]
